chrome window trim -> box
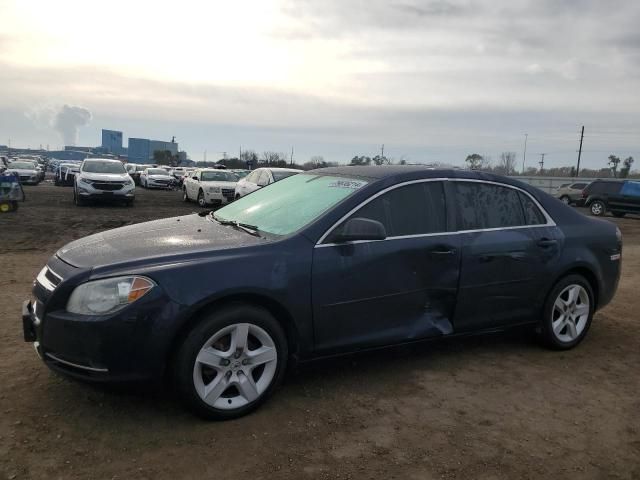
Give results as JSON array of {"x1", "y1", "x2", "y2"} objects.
[{"x1": 315, "y1": 177, "x2": 555, "y2": 248}]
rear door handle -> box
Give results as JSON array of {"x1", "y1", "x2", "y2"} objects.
[{"x1": 537, "y1": 238, "x2": 558, "y2": 248}]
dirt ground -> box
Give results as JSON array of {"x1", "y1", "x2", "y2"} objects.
[{"x1": 1, "y1": 181, "x2": 639, "y2": 480}]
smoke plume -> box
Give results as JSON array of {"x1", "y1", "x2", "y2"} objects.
[{"x1": 53, "y1": 104, "x2": 92, "y2": 146}]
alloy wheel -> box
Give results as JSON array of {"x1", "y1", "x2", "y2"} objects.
[
  {"x1": 551, "y1": 284, "x2": 590, "y2": 343},
  {"x1": 591, "y1": 202, "x2": 604, "y2": 216},
  {"x1": 192, "y1": 323, "x2": 278, "y2": 410},
  {"x1": 198, "y1": 191, "x2": 206, "y2": 207},
  {"x1": 560, "y1": 196, "x2": 570, "y2": 204}
]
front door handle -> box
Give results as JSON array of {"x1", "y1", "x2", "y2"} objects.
[
  {"x1": 537, "y1": 238, "x2": 558, "y2": 248},
  {"x1": 429, "y1": 247, "x2": 457, "y2": 255}
]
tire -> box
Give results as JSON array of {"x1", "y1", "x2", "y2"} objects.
[
  {"x1": 197, "y1": 189, "x2": 207, "y2": 207},
  {"x1": 589, "y1": 200, "x2": 606, "y2": 216},
  {"x1": 183, "y1": 188, "x2": 189, "y2": 202},
  {"x1": 612, "y1": 212, "x2": 626, "y2": 218},
  {"x1": 125, "y1": 199, "x2": 134, "y2": 207},
  {"x1": 73, "y1": 187, "x2": 85, "y2": 206},
  {"x1": 560, "y1": 195, "x2": 571, "y2": 205},
  {"x1": 11, "y1": 201, "x2": 18, "y2": 212},
  {"x1": 173, "y1": 304, "x2": 288, "y2": 420},
  {"x1": 235, "y1": 193, "x2": 241, "y2": 200},
  {"x1": 539, "y1": 274, "x2": 594, "y2": 350}
]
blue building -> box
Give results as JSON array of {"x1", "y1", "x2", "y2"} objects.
[
  {"x1": 127, "y1": 138, "x2": 178, "y2": 163},
  {"x1": 101, "y1": 129, "x2": 124, "y2": 155}
]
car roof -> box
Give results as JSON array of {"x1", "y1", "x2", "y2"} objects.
[{"x1": 263, "y1": 167, "x2": 303, "y2": 172}]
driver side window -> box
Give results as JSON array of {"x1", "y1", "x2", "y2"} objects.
[{"x1": 326, "y1": 181, "x2": 447, "y2": 242}]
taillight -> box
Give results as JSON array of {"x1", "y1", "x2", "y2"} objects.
[{"x1": 581, "y1": 189, "x2": 588, "y2": 198}]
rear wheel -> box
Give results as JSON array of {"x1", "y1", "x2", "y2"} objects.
[
  {"x1": 589, "y1": 200, "x2": 606, "y2": 216},
  {"x1": 540, "y1": 274, "x2": 594, "y2": 350},
  {"x1": 173, "y1": 305, "x2": 287, "y2": 420},
  {"x1": 560, "y1": 195, "x2": 571, "y2": 205}
]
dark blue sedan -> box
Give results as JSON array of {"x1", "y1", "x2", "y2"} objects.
[{"x1": 22, "y1": 166, "x2": 622, "y2": 419}]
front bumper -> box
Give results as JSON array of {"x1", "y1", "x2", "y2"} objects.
[
  {"x1": 204, "y1": 192, "x2": 234, "y2": 205},
  {"x1": 22, "y1": 287, "x2": 179, "y2": 383},
  {"x1": 77, "y1": 184, "x2": 135, "y2": 200}
]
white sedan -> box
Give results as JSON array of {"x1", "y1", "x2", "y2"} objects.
[
  {"x1": 183, "y1": 169, "x2": 238, "y2": 207},
  {"x1": 234, "y1": 167, "x2": 302, "y2": 199},
  {"x1": 140, "y1": 168, "x2": 175, "y2": 189}
]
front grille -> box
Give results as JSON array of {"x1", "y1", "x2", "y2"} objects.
[
  {"x1": 36, "y1": 266, "x2": 62, "y2": 292},
  {"x1": 92, "y1": 182, "x2": 124, "y2": 191},
  {"x1": 153, "y1": 179, "x2": 170, "y2": 184},
  {"x1": 222, "y1": 188, "x2": 235, "y2": 200},
  {"x1": 19, "y1": 175, "x2": 31, "y2": 182}
]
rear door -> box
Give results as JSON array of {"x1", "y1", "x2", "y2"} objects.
[
  {"x1": 603, "y1": 182, "x2": 626, "y2": 211},
  {"x1": 619, "y1": 181, "x2": 640, "y2": 213},
  {"x1": 451, "y1": 181, "x2": 560, "y2": 331},
  {"x1": 312, "y1": 180, "x2": 461, "y2": 352}
]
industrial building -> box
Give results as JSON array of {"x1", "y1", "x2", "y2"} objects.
[
  {"x1": 127, "y1": 138, "x2": 179, "y2": 163},
  {"x1": 101, "y1": 129, "x2": 125, "y2": 155}
]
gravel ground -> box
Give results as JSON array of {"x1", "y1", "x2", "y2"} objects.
[{"x1": 1, "y1": 181, "x2": 639, "y2": 479}]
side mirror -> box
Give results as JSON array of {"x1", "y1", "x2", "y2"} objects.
[{"x1": 332, "y1": 217, "x2": 387, "y2": 243}]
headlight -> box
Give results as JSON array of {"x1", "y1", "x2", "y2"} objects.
[
  {"x1": 66, "y1": 276, "x2": 155, "y2": 315},
  {"x1": 78, "y1": 178, "x2": 93, "y2": 185},
  {"x1": 208, "y1": 186, "x2": 221, "y2": 193}
]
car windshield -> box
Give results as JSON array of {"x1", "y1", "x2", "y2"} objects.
[
  {"x1": 214, "y1": 174, "x2": 368, "y2": 236},
  {"x1": 272, "y1": 170, "x2": 300, "y2": 182},
  {"x1": 201, "y1": 171, "x2": 237, "y2": 182},
  {"x1": 83, "y1": 161, "x2": 126, "y2": 174},
  {"x1": 148, "y1": 168, "x2": 168, "y2": 175},
  {"x1": 9, "y1": 162, "x2": 35, "y2": 169}
]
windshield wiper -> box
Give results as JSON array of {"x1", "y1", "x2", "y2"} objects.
[{"x1": 211, "y1": 213, "x2": 261, "y2": 237}]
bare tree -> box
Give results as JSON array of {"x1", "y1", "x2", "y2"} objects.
[
  {"x1": 310, "y1": 155, "x2": 324, "y2": 166},
  {"x1": 495, "y1": 151, "x2": 517, "y2": 175},
  {"x1": 260, "y1": 151, "x2": 288, "y2": 166}
]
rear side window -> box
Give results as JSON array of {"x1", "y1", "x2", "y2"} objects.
[
  {"x1": 334, "y1": 181, "x2": 447, "y2": 238},
  {"x1": 571, "y1": 183, "x2": 587, "y2": 189},
  {"x1": 518, "y1": 192, "x2": 546, "y2": 225},
  {"x1": 590, "y1": 182, "x2": 622, "y2": 194},
  {"x1": 455, "y1": 182, "x2": 525, "y2": 230},
  {"x1": 621, "y1": 181, "x2": 640, "y2": 197}
]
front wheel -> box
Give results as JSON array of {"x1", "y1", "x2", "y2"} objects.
[
  {"x1": 183, "y1": 189, "x2": 189, "y2": 202},
  {"x1": 173, "y1": 305, "x2": 288, "y2": 420},
  {"x1": 589, "y1": 200, "x2": 606, "y2": 216},
  {"x1": 73, "y1": 188, "x2": 85, "y2": 206},
  {"x1": 197, "y1": 190, "x2": 207, "y2": 207},
  {"x1": 539, "y1": 275, "x2": 594, "y2": 350}
]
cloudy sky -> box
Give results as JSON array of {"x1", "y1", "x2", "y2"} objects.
[{"x1": 0, "y1": 0, "x2": 638, "y2": 168}]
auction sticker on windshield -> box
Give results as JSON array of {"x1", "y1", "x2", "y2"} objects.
[{"x1": 328, "y1": 180, "x2": 367, "y2": 189}]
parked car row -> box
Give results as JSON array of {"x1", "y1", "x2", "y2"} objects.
[
  {"x1": 552, "y1": 179, "x2": 640, "y2": 218},
  {"x1": 182, "y1": 167, "x2": 303, "y2": 207}
]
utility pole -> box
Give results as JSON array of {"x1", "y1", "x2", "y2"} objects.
[
  {"x1": 290, "y1": 146, "x2": 294, "y2": 166},
  {"x1": 576, "y1": 126, "x2": 584, "y2": 177},
  {"x1": 522, "y1": 133, "x2": 528, "y2": 174},
  {"x1": 204, "y1": 150, "x2": 207, "y2": 162},
  {"x1": 539, "y1": 153, "x2": 546, "y2": 174},
  {"x1": 381, "y1": 144, "x2": 385, "y2": 158}
]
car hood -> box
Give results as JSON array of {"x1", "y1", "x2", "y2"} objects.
[
  {"x1": 200, "y1": 180, "x2": 237, "y2": 187},
  {"x1": 56, "y1": 214, "x2": 265, "y2": 268},
  {"x1": 80, "y1": 173, "x2": 130, "y2": 182},
  {"x1": 6, "y1": 168, "x2": 38, "y2": 175}
]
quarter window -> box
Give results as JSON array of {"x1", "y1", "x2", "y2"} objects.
[
  {"x1": 455, "y1": 182, "x2": 525, "y2": 230},
  {"x1": 518, "y1": 192, "x2": 546, "y2": 225},
  {"x1": 330, "y1": 181, "x2": 447, "y2": 240}
]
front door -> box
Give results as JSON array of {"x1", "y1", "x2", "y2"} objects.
[
  {"x1": 451, "y1": 181, "x2": 561, "y2": 331},
  {"x1": 312, "y1": 180, "x2": 461, "y2": 353}
]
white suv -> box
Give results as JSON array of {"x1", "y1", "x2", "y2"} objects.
[
  {"x1": 183, "y1": 169, "x2": 238, "y2": 207},
  {"x1": 74, "y1": 158, "x2": 136, "y2": 206}
]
